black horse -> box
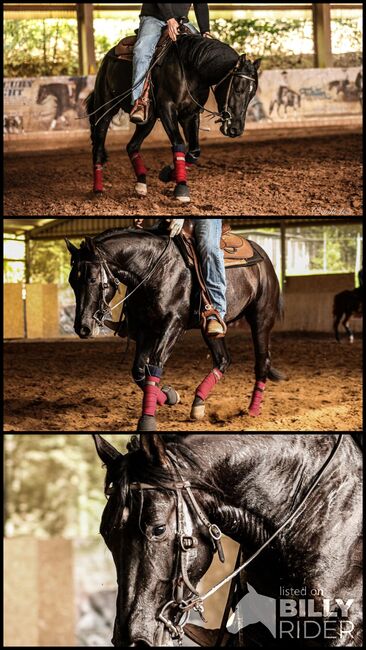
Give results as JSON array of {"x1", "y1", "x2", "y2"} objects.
[
  {"x1": 66, "y1": 225, "x2": 282, "y2": 432},
  {"x1": 333, "y1": 288, "x2": 363, "y2": 343},
  {"x1": 86, "y1": 29, "x2": 260, "y2": 202},
  {"x1": 93, "y1": 433, "x2": 363, "y2": 647}
]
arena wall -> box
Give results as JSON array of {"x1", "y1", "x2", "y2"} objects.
[
  {"x1": 4, "y1": 538, "x2": 75, "y2": 647},
  {"x1": 275, "y1": 273, "x2": 363, "y2": 333},
  {"x1": 4, "y1": 67, "x2": 362, "y2": 152}
]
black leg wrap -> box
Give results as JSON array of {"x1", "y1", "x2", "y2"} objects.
[{"x1": 193, "y1": 395, "x2": 205, "y2": 407}]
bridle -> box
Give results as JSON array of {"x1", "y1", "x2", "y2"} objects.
[
  {"x1": 130, "y1": 467, "x2": 225, "y2": 645},
  {"x1": 75, "y1": 237, "x2": 172, "y2": 328},
  {"x1": 177, "y1": 46, "x2": 257, "y2": 133},
  {"x1": 213, "y1": 62, "x2": 257, "y2": 135},
  {"x1": 126, "y1": 434, "x2": 344, "y2": 646}
]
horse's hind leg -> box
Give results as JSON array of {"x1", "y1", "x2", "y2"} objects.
[
  {"x1": 342, "y1": 312, "x2": 354, "y2": 343},
  {"x1": 245, "y1": 305, "x2": 274, "y2": 417},
  {"x1": 191, "y1": 336, "x2": 231, "y2": 421},
  {"x1": 126, "y1": 116, "x2": 156, "y2": 197},
  {"x1": 92, "y1": 115, "x2": 112, "y2": 193}
]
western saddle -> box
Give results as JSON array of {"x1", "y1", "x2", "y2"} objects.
[
  {"x1": 178, "y1": 220, "x2": 263, "y2": 335},
  {"x1": 180, "y1": 219, "x2": 261, "y2": 268}
]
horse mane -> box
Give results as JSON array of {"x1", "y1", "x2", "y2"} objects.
[{"x1": 176, "y1": 34, "x2": 239, "y2": 84}]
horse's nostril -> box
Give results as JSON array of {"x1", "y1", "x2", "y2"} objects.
[{"x1": 79, "y1": 325, "x2": 91, "y2": 338}]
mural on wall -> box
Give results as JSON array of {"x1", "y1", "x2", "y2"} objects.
[
  {"x1": 3, "y1": 75, "x2": 130, "y2": 134},
  {"x1": 246, "y1": 66, "x2": 362, "y2": 123},
  {"x1": 3, "y1": 67, "x2": 363, "y2": 135}
]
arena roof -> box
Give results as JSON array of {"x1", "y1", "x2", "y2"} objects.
[
  {"x1": 7, "y1": 217, "x2": 361, "y2": 240},
  {"x1": 3, "y1": 219, "x2": 57, "y2": 235}
]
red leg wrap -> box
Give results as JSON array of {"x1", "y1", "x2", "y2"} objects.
[
  {"x1": 196, "y1": 369, "x2": 223, "y2": 401},
  {"x1": 249, "y1": 381, "x2": 266, "y2": 417},
  {"x1": 142, "y1": 376, "x2": 161, "y2": 417},
  {"x1": 174, "y1": 152, "x2": 187, "y2": 183},
  {"x1": 130, "y1": 152, "x2": 148, "y2": 178},
  {"x1": 157, "y1": 389, "x2": 168, "y2": 407},
  {"x1": 93, "y1": 164, "x2": 103, "y2": 192}
]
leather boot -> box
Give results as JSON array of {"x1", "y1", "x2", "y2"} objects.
[{"x1": 130, "y1": 98, "x2": 149, "y2": 124}]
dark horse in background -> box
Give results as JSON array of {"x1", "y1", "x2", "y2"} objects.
[
  {"x1": 333, "y1": 288, "x2": 363, "y2": 343},
  {"x1": 66, "y1": 225, "x2": 282, "y2": 432},
  {"x1": 93, "y1": 433, "x2": 363, "y2": 647},
  {"x1": 86, "y1": 26, "x2": 260, "y2": 203}
]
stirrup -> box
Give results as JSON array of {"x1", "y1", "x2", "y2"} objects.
[{"x1": 201, "y1": 307, "x2": 227, "y2": 339}]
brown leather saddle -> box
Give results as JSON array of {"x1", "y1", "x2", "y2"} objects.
[
  {"x1": 114, "y1": 29, "x2": 171, "y2": 62},
  {"x1": 180, "y1": 219, "x2": 263, "y2": 269}
]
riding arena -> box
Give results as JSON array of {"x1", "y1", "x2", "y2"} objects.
[
  {"x1": 3, "y1": 3, "x2": 363, "y2": 216},
  {"x1": 4, "y1": 217, "x2": 363, "y2": 433}
]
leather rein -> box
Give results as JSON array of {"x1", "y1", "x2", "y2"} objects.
[
  {"x1": 79, "y1": 237, "x2": 172, "y2": 328},
  {"x1": 128, "y1": 435, "x2": 344, "y2": 646}
]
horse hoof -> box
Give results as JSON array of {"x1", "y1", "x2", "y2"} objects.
[
  {"x1": 174, "y1": 183, "x2": 190, "y2": 203},
  {"x1": 135, "y1": 182, "x2": 147, "y2": 197},
  {"x1": 249, "y1": 407, "x2": 261, "y2": 417},
  {"x1": 137, "y1": 415, "x2": 157, "y2": 432},
  {"x1": 190, "y1": 398, "x2": 206, "y2": 420},
  {"x1": 93, "y1": 188, "x2": 103, "y2": 194},
  {"x1": 159, "y1": 165, "x2": 174, "y2": 183},
  {"x1": 162, "y1": 386, "x2": 181, "y2": 406}
]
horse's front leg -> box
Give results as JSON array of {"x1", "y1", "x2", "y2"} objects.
[
  {"x1": 159, "y1": 112, "x2": 201, "y2": 184},
  {"x1": 136, "y1": 319, "x2": 185, "y2": 432},
  {"x1": 191, "y1": 336, "x2": 231, "y2": 421},
  {"x1": 126, "y1": 116, "x2": 156, "y2": 197},
  {"x1": 132, "y1": 335, "x2": 181, "y2": 413},
  {"x1": 159, "y1": 105, "x2": 191, "y2": 203}
]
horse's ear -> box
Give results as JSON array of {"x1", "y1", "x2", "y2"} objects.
[
  {"x1": 65, "y1": 238, "x2": 79, "y2": 257},
  {"x1": 253, "y1": 58, "x2": 262, "y2": 70},
  {"x1": 140, "y1": 434, "x2": 169, "y2": 467},
  {"x1": 93, "y1": 434, "x2": 123, "y2": 466},
  {"x1": 85, "y1": 236, "x2": 97, "y2": 255}
]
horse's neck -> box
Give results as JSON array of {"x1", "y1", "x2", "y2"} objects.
[
  {"x1": 103, "y1": 233, "x2": 166, "y2": 285},
  {"x1": 202, "y1": 435, "x2": 333, "y2": 543}
]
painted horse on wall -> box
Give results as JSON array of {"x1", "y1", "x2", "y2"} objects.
[{"x1": 66, "y1": 223, "x2": 283, "y2": 432}]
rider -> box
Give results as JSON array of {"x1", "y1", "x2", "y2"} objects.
[
  {"x1": 130, "y1": 3, "x2": 211, "y2": 124},
  {"x1": 134, "y1": 218, "x2": 227, "y2": 337}
]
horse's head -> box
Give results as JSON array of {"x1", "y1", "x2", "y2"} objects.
[
  {"x1": 37, "y1": 85, "x2": 48, "y2": 105},
  {"x1": 66, "y1": 237, "x2": 118, "y2": 339},
  {"x1": 214, "y1": 54, "x2": 261, "y2": 138},
  {"x1": 93, "y1": 434, "x2": 216, "y2": 647}
]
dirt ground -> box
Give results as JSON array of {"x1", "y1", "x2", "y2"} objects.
[
  {"x1": 4, "y1": 133, "x2": 362, "y2": 216},
  {"x1": 4, "y1": 331, "x2": 362, "y2": 432}
]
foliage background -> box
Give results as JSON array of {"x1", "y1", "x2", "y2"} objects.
[
  {"x1": 4, "y1": 434, "x2": 129, "y2": 538},
  {"x1": 4, "y1": 13, "x2": 363, "y2": 77}
]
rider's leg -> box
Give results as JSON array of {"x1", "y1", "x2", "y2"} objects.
[
  {"x1": 194, "y1": 219, "x2": 227, "y2": 336},
  {"x1": 131, "y1": 16, "x2": 165, "y2": 122}
]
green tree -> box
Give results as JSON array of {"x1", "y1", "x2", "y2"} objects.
[{"x1": 4, "y1": 434, "x2": 130, "y2": 538}]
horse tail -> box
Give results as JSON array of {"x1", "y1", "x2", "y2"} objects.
[{"x1": 277, "y1": 293, "x2": 285, "y2": 322}]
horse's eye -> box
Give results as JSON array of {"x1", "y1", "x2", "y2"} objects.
[
  {"x1": 153, "y1": 525, "x2": 166, "y2": 537},
  {"x1": 89, "y1": 277, "x2": 97, "y2": 284}
]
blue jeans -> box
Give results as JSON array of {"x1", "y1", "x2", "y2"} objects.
[
  {"x1": 193, "y1": 219, "x2": 227, "y2": 320},
  {"x1": 132, "y1": 16, "x2": 198, "y2": 103}
]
